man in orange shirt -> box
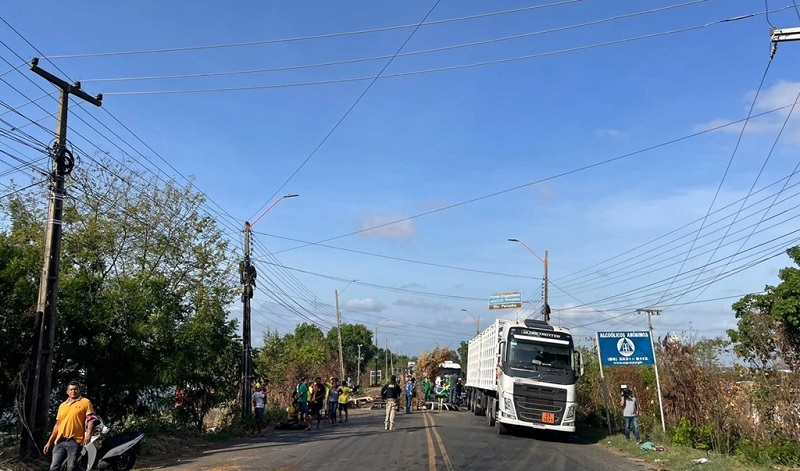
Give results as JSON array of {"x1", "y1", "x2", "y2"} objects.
[{"x1": 43, "y1": 381, "x2": 95, "y2": 471}]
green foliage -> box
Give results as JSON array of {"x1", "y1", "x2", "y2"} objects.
[
  {"x1": 729, "y1": 247, "x2": 800, "y2": 372},
  {"x1": 737, "y1": 439, "x2": 800, "y2": 466},
  {"x1": 671, "y1": 417, "x2": 712, "y2": 450},
  {"x1": 456, "y1": 341, "x2": 467, "y2": 367}
]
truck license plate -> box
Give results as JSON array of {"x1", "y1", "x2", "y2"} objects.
[{"x1": 542, "y1": 412, "x2": 555, "y2": 424}]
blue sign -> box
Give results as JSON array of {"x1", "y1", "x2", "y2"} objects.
[
  {"x1": 596, "y1": 331, "x2": 655, "y2": 366},
  {"x1": 489, "y1": 291, "x2": 522, "y2": 310}
]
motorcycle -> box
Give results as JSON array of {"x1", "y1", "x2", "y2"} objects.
[{"x1": 72, "y1": 415, "x2": 144, "y2": 471}]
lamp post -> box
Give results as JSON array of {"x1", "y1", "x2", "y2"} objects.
[
  {"x1": 461, "y1": 309, "x2": 480, "y2": 336},
  {"x1": 374, "y1": 319, "x2": 390, "y2": 385},
  {"x1": 241, "y1": 193, "x2": 298, "y2": 421},
  {"x1": 335, "y1": 279, "x2": 357, "y2": 381},
  {"x1": 508, "y1": 238, "x2": 550, "y2": 323}
]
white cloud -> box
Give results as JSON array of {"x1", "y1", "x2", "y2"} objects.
[
  {"x1": 595, "y1": 129, "x2": 628, "y2": 139},
  {"x1": 358, "y1": 214, "x2": 417, "y2": 239},
  {"x1": 394, "y1": 295, "x2": 451, "y2": 312},
  {"x1": 343, "y1": 298, "x2": 386, "y2": 312},
  {"x1": 694, "y1": 81, "x2": 800, "y2": 145}
]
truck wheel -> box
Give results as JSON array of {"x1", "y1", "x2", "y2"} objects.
[
  {"x1": 486, "y1": 400, "x2": 496, "y2": 427},
  {"x1": 497, "y1": 421, "x2": 509, "y2": 435}
]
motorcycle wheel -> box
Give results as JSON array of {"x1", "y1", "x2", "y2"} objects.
[{"x1": 109, "y1": 451, "x2": 137, "y2": 471}]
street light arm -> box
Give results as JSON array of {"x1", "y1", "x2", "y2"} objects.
[
  {"x1": 508, "y1": 238, "x2": 546, "y2": 265},
  {"x1": 340, "y1": 279, "x2": 358, "y2": 296},
  {"x1": 251, "y1": 193, "x2": 299, "y2": 227}
]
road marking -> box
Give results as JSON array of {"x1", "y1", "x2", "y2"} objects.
[
  {"x1": 424, "y1": 411, "x2": 453, "y2": 471},
  {"x1": 422, "y1": 411, "x2": 437, "y2": 470}
]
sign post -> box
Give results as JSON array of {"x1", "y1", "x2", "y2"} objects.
[
  {"x1": 596, "y1": 331, "x2": 665, "y2": 432},
  {"x1": 488, "y1": 291, "x2": 522, "y2": 310}
]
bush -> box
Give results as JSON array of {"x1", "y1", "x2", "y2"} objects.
[
  {"x1": 670, "y1": 417, "x2": 713, "y2": 450},
  {"x1": 736, "y1": 439, "x2": 800, "y2": 466}
]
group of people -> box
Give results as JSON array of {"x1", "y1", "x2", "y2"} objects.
[{"x1": 275, "y1": 376, "x2": 354, "y2": 431}]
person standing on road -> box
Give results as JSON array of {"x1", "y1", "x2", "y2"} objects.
[
  {"x1": 297, "y1": 377, "x2": 311, "y2": 430},
  {"x1": 404, "y1": 377, "x2": 415, "y2": 414},
  {"x1": 620, "y1": 387, "x2": 641, "y2": 443},
  {"x1": 338, "y1": 381, "x2": 352, "y2": 423},
  {"x1": 253, "y1": 384, "x2": 266, "y2": 436},
  {"x1": 328, "y1": 378, "x2": 341, "y2": 426},
  {"x1": 311, "y1": 377, "x2": 326, "y2": 428},
  {"x1": 43, "y1": 381, "x2": 95, "y2": 471},
  {"x1": 422, "y1": 377, "x2": 432, "y2": 403},
  {"x1": 449, "y1": 372, "x2": 458, "y2": 404},
  {"x1": 381, "y1": 375, "x2": 401, "y2": 431}
]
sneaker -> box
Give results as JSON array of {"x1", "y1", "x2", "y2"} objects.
[{"x1": 636, "y1": 440, "x2": 642, "y2": 444}]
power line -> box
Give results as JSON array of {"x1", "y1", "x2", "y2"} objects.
[
  {"x1": 651, "y1": 53, "x2": 775, "y2": 306},
  {"x1": 248, "y1": 0, "x2": 444, "y2": 221},
  {"x1": 39, "y1": 1, "x2": 583, "y2": 59},
  {"x1": 101, "y1": 8, "x2": 774, "y2": 97},
  {"x1": 82, "y1": 0, "x2": 708, "y2": 84}
]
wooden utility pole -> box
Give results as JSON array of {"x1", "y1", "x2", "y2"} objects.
[
  {"x1": 240, "y1": 222, "x2": 255, "y2": 421},
  {"x1": 22, "y1": 58, "x2": 102, "y2": 457},
  {"x1": 636, "y1": 308, "x2": 666, "y2": 432}
]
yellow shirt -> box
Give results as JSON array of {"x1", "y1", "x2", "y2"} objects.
[
  {"x1": 55, "y1": 397, "x2": 94, "y2": 442},
  {"x1": 338, "y1": 385, "x2": 352, "y2": 404}
]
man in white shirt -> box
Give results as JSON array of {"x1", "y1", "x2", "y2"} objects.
[{"x1": 253, "y1": 382, "x2": 268, "y2": 436}]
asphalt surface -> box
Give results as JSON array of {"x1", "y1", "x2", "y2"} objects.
[{"x1": 135, "y1": 406, "x2": 634, "y2": 471}]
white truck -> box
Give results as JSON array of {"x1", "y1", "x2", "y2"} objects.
[{"x1": 465, "y1": 318, "x2": 583, "y2": 439}]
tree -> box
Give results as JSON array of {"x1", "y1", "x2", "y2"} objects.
[
  {"x1": 326, "y1": 323, "x2": 376, "y2": 380},
  {"x1": 457, "y1": 340, "x2": 468, "y2": 367},
  {"x1": 729, "y1": 247, "x2": 800, "y2": 372}
]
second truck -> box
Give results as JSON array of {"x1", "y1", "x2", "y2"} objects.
[{"x1": 465, "y1": 318, "x2": 583, "y2": 440}]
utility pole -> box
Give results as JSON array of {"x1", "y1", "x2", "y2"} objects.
[
  {"x1": 238, "y1": 193, "x2": 297, "y2": 423},
  {"x1": 22, "y1": 58, "x2": 102, "y2": 457},
  {"x1": 335, "y1": 290, "x2": 345, "y2": 381},
  {"x1": 374, "y1": 327, "x2": 379, "y2": 385},
  {"x1": 543, "y1": 250, "x2": 550, "y2": 323},
  {"x1": 356, "y1": 344, "x2": 362, "y2": 388},
  {"x1": 636, "y1": 308, "x2": 666, "y2": 432},
  {"x1": 240, "y1": 222, "x2": 256, "y2": 422}
]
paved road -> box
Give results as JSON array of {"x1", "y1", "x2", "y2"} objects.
[{"x1": 136, "y1": 407, "x2": 632, "y2": 471}]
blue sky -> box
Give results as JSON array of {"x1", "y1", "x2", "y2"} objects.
[{"x1": 3, "y1": 1, "x2": 800, "y2": 360}]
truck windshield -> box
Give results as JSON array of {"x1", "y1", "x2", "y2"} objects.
[{"x1": 507, "y1": 338, "x2": 573, "y2": 370}]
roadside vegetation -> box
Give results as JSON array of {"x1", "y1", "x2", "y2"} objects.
[{"x1": 0, "y1": 160, "x2": 798, "y2": 470}]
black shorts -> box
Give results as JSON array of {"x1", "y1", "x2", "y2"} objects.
[
  {"x1": 339, "y1": 402, "x2": 349, "y2": 412},
  {"x1": 309, "y1": 402, "x2": 322, "y2": 416}
]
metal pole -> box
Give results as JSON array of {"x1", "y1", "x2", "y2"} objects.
[
  {"x1": 22, "y1": 59, "x2": 101, "y2": 456},
  {"x1": 595, "y1": 334, "x2": 613, "y2": 434},
  {"x1": 374, "y1": 327, "x2": 379, "y2": 385},
  {"x1": 336, "y1": 290, "x2": 345, "y2": 380}
]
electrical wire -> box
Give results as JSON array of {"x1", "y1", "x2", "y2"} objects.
[
  {"x1": 669, "y1": 88, "x2": 800, "y2": 309},
  {"x1": 38, "y1": 1, "x2": 584, "y2": 59},
  {"x1": 82, "y1": 0, "x2": 708, "y2": 84},
  {"x1": 101, "y1": 8, "x2": 775, "y2": 97},
  {"x1": 651, "y1": 54, "x2": 775, "y2": 306},
  {"x1": 248, "y1": 0, "x2": 444, "y2": 222}
]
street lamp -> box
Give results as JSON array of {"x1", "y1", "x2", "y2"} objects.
[
  {"x1": 335, "y1": 279, "x2": 358, "y2": 381},
  {"x1": 241, "y1": 193, "x2": 298, "y2": 421},
  {"x1": 375, "y1": 319, "x2": 391, "y2": 385},
  {"x1": 507, "y1": 238, "x2": 550, "y2": 323},
  {"x1": 461, "y1": 309, "x2": 480, "y2": 336}
]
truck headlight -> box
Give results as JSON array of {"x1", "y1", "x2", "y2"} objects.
[
  {"x1": 563, "y1": 405, "x2": 576, "y2": 423},
  {"x1": 502, "y1": 395, "x2": 516, "y2": 420}
]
